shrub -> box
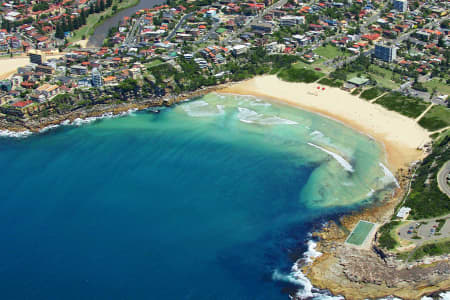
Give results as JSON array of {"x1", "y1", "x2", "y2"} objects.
[
  {"x1": 360, "y1": 87, "x2": 382, "y2": 100},
  {"x1": 377, "y1": 221, "x2": 400, "y2": 250},
  {"x1": 278, "y1": 67, "x2": 324, "y2": 83}
]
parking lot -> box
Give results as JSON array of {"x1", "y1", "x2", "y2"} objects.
[{"x1": 397, "y1": 215, "x2": 450, "y2": 246}]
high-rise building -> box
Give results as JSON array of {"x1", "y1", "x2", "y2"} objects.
[
  {"x1": 393, "y1": 0, "x2": 407, "y2": 12},
  {"x1": 91, "y1": 68, "x2": 103, "y2": 87},
  {"x1": 374, "y1": 43, "x2": 397, "y2": 62},
  {"x1": 29, "y1": 52, "x2": 43, "y2": 65}
]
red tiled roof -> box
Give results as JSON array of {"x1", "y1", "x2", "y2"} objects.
[{"x1": 13, "y1": 100, "x2": 33, "y2": 107}]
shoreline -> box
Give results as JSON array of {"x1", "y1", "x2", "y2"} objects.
[
  {"x1": 0, "y1": 83, "x2": 231, "y2": 135},
  {"x1": 218, "y1": 75, "x2": 431, "y2": 173},
  {"x1": 217, "y1": 75, "x2": 450, "y2": 299},
  {"x1": 1, "y1": 75, "x2": 447, "y2": 297}
]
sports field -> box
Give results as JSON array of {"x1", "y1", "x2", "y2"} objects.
[{"x1": 346, "y1": 220, "x2": 375, "y2": 246}]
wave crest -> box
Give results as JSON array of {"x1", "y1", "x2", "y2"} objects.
[
  {"x1": 308, "y1": 143, "x2": 354, "y2": 172},
  {"x1": 182, "y1": 101, "x2": 225, "y2": 117},
  {"x1": 237, "y1": 107, "x2": 297, "y2": 125}
]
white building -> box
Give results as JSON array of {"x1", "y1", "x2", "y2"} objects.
[
  {"x1": 396, "y1": 207, "x2": 411, "y2": 219},
  {"x1": 280, "y1": 15, "x2": 305, "y2": 26},
  {"x1": 91, "y1": 68, "x2": 103, "y2": 87},
  {"x1": 393, "y1": 0, "x2": 407, "y2": 12},
  {"x1": 232, "y1": 45, "x2": 248, "y2": 56}
]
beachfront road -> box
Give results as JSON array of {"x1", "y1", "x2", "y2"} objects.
[{"x1": 437, "y1": 161, "x2": 450, "y2": 198}]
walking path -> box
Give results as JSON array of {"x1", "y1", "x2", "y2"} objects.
[
  {"x1": 429, "y1": 126, "x2": 450, "y2": 136},
  {"x1": 415, "y1": 103, "x2": 435, "y2": 123},
  {"x1": 370, "y1": 92, "x2": 387, "y2": 103}
]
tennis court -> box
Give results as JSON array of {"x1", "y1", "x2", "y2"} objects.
[{"x1": 346, "y1": 220, "x2": 375, "y2": 246}]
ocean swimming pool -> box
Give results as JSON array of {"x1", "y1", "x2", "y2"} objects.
[{"x1": 346, "y1": 220, "x2": 376, "y2": 246}]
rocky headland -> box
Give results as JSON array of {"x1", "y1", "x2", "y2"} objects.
[{"x1": 300, "y1": 168, "x2": 450, "y2": 300}]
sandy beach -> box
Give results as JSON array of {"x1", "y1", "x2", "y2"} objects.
[
  {"x1": 0, "y1": 54, "x2": 64, "y2": 80},
  {"x1": 220, "y1": 75, "x2": 431, "y2": 172},
  {"x1": 0, "y1": 57, "x2": 31, "y2": 80}
]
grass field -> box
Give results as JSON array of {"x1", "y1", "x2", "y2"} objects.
[
  {"x1": 313, "y1": 44, "x2": 349, "y2": 59},
  {"x1": 422, "y1": 78, "x2": 450, "y2": 95},
  {"x1": 291, "y1": 57, "x2": 334, "y2": 73},
  {"x1": 278, "y1": 66, "x2": 325, "y2": 83},
  {"x1": 376, "y1": 92, "x2": 429, "y2": 118},
  {"x1": 418, "y1": 105, "x2": 450, "y2": 131},
  {"x1": 360, "y1": 87, "x2": 382, "y2": 100},
  {"x1": 145, "y1": 58, "x2": 165, "y2": 69},
  {"x1": 346, "y1": 220, "x2": 375, "y2": 246},
  {"x1": 368, "y1": 65, "x2": 401, "y2": 90},
  {"x1": 318, "y1": 77, "x2": 343, "y2": 87}
]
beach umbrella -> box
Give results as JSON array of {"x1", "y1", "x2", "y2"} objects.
[
  {"x1": 322, "y1": 88, "x2": 325, "y2": 90},
  {"x1": 317, "y1": 86, "x2": 320, "y2": 89}
]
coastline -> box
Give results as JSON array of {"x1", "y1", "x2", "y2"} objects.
[
  {"x1": 1, "y1": 74, "x2": 448, "y2": 297},
  {"x1": 218, "y1": 75, "x2": 430, "y2": 173},
  {"x1": 217, "y1": 75, "x2": 450, "y2": 299},
  {"x1": 0, "y1": 83, "x2": 230, "y2": 135}
]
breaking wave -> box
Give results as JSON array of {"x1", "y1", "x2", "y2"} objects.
[
  {"x1": 0, "y1": 109, "x2": 139, "y2": 138},
  {"x1": 307, "y1": 143, "x2": 354, "y2": 172},
  {"x1": 182, "y1": 101, "x2": 225, "y2": 117},
  {"x1": 379, "y1": 163, "x2": 400, "y2": 187},
  {"x1": 0, "y1": 129, "x2": 32, "y2": 138},
  {"x1": 273, "y1": 239, "x2": 343, "y2": 300},
  {"x1": 237, "y1": 107, "x2": 297, "y2": 125}
]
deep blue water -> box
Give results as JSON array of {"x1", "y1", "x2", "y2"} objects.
[{"x1": 0, "y1": 94, "x2": 392, "y2": 299}]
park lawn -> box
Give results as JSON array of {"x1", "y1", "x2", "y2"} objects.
[
  {"x1": 313, "y1": 44, "x2": 349, "y2": 59},
  {"x1": 376, "y1": 92, "x2": 428, "y2": 118},
  {"x1": 418, "y1": 105, "x2": 450, "y2": 131},
  {"x1": 318, "y1": 77, "x2": 343, "y2": 87},
  {"x1": 69, "y1": 0, "x2": 139, "y2": 43},
  {"x1": 368, "y1": 65, "x2": 401, "y2": 89},
  {"x1": 145, "y1": 58, "x2": 165, "y2": 69},
  {"x1": 278, "y1": 65, "x2": 325, "y2": 83},
  {"x1": 423, "y1": 78, "x2": 450, "y2": 95},
  {"x1": 292, "y1": 58, "x2": 333, "y2": 73},
  {"x1": 360, "y1": 87, "x2": 382, "y2": 100}
]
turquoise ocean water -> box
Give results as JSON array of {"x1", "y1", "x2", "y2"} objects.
[{"x1": 0, "y1": 93, "x2": 397, "y2": 299}]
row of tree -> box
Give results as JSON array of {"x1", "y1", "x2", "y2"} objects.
[{"x1": 54, "y1": 0, "x2": 113, "y2": 39}]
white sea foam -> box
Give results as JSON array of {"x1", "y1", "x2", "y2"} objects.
[
  {"x1": 304, "y1": 240, "x2": 322, "y2": 263},
  {"x1": 182, "y1": 101, "x2": 225, "y2": 117},
  {"x1": 39, "y1": 124, "x2": 60, "y2": 133},
  {"x1": 237, "y1": 107, "x2": 297, "y2": 125},
  {"x1": 1, "y1": 109, "x2": 138, "y2": 138},
  {"x1": 273, "y1": 239, "x2": 343, "y2": 300},
  {"x1": 308, "y1": 143, "x2": 354, "y2": 172},
  {"x1": 67, "y1": 109, "x2": 137, "y2": 127},
  {"x1": 249, "y1": 100, "x2": 271, "y2": 108},
  {"x1": 366, "y1": 189, "x2": 375, "y2": 197},
  {"x1": 310, "y1": 130, "x2": 325, "y2": 138},
  {"x1": 0, "y1": 129, "x2": 32, "y2": 138},
  {"x1": 379, "y1": 163, "x2": 400, "y2": 187}
]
